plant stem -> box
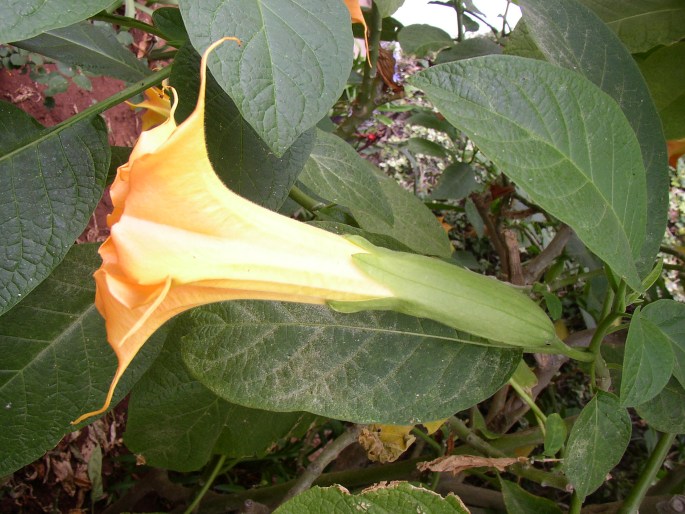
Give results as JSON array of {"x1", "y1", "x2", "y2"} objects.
[
  {"x1": 183, "y1": 455, "x2": 229, "y2": 514},
  {"x1": 501, "y1": 0, "x2": 512, "y2": 36},
  {"x1": 619, "y1": 432, "x2": 676, "y2": 514},
  {"x1": 508, "y1": 378, "x2": 547, "y2": 427},
  {"x1": 2, "y1": 66, "x2": 172, "y2": 163},
  {"x1": 92, "y1": 12, "x2": 170, "y2": 40},
  {"x1": 453, "y1": 0, "x2": 465, "y2": 42},
  {"x1": 336, "y1": 2, "x2": 383, "y2": 140},
  {"x1": 411, "y1": 427, "x2": 444, "y2": 456},
  {"x1": 280, "y1": 425, "x2": 363, "y2": 504},
  {"x1": 288, "y1": 185, "x2": 327, "y2": 212},
  {"x1": 540, "y1": 338, "x2": 595, "y2": 363},
  {"x1": 569, "y1": 491, "x2": 583, "y2": 514}
]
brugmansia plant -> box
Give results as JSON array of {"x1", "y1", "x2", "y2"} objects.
[{"x1": 0, "y1": 0, "x2": 683, "y2": 512}]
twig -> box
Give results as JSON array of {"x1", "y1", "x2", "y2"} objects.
[
  {"x1": 454, "y1": 0, "x2": 465, "y2": 42},
  {"x1": 280, "y1": 425, "x2": 363, "y2": 504},
  {"x1": 472, "y1": 193, "x2": 510, "y2": 279},
  {"x1": 504, "y1": 229, "x2": 525, "y2": 285},
  {"x1": 523, "y1": 225, "x2": 573, "y2": 284}
]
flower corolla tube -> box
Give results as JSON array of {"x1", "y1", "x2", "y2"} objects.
[{"x1": 73, "y1": 38, "x2": 559, "y2": 425}]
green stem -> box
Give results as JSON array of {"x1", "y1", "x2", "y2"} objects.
[
  {"x1": 545, "y1": 338, "x2": 595, "y2": 363},
  {"x1": 92, "y1": 12, "x2": 170, "y2": 40},
  {"x1": 454, "y1": 0, "x2": 465, "y2": 42},
  {"x1": 569, "y1": 491, "x2": 583, "y2": 514},
  {"x1": 183, "y1": 455, "x2": 229, "y2": 514},
  {"x1": 2, "y1": 66, "x2": 172, "y2": 163},
  {"x1": 508, "y1": 378, "x2": 547, "y2": 427},
  {"x1": 288, "y1": 186, "x2": 327, "y2": 212},
  {"x1": 411, "y1": 427, "x2": 444, "y2": 456},
  {"x1": 619, "y1": 432, "x2": 676, "y2": 514}
]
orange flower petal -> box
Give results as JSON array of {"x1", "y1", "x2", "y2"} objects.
[{"x1": 344, "y1": 0, "x2": 369, "y2": 61}]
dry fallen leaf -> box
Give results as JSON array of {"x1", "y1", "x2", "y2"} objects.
[{"x1": 418, "y1": 455, "x2": 527, "y2": 475}]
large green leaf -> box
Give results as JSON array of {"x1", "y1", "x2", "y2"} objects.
[
  {"x1": 178, "y1": 301, "x2": 520, "y2": 425},
  {"x1": 354, "y1": 174, "x2": 453, "y2": 259},
  {"x1": 0, "y1": 102, "x2": 109, "y2": 315},
  {"x1": 409, "y1": 56, "x2": 646, "y2": 290},
  {"x1": 0, "y1": 0, "x2": 114, "y2": 44},
  {"x1": 577, "y1": 0, "x2": 685, "y2": 53},
  {"x1": 375, "y1": 0, "x2": 406, "y2": 18},
  {"x1": 563, "y1": 392, "x2": 631, "y2": 499},
  {"x1": 125, "y1": 340, "x2": 315, "y2": 472},
  {"x1": 299, "y1": 129, "x2": 393, "y2": 224},
  {"x1": 274, "y1": 483, "x2": 469, "y2": 514},
  {"x1": 620, "y1": 307, "x2": 674, "y2": 407},
  {"x1": 518, "y1": 0, "x2": 669, "y2": 281},
  {"x1": 429, "y1": 162, "x2": 479, "y2": 201},
  {"x1": 398, "y1": 24, "x2": 453, "y2": 57},
  {"x1": 636, "y1": 377, "x2": 685, "y2": 433},
  {"x1": 171, "y1": 44, "x2": 313, "y2": 209},
  {"x1": 12, "y1": 22, "x2": 150, "y2": 83},
  {"x1": 180, "y1": 0, "x2": 352, "y2": 156},
  {"x1": 436, "y1": 37, "x2": 502, "y2": 64},
  {"x1": 0, "y1": 245, "x2": 164, "y2": 477},
  {"x1": 639, "y1": 42, "x2": 685, "y2": 140},
  {"x1": 641, "y1": 300, "x2": 685, "y2": 390}
]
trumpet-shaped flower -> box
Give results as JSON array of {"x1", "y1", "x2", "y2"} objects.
[{"x1": 73, "y1": 38, "x2": 561, "y2": 425}]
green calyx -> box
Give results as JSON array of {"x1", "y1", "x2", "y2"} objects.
[{"x1": 330, "y1": 236, "x2": 557, "y2": 350}]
